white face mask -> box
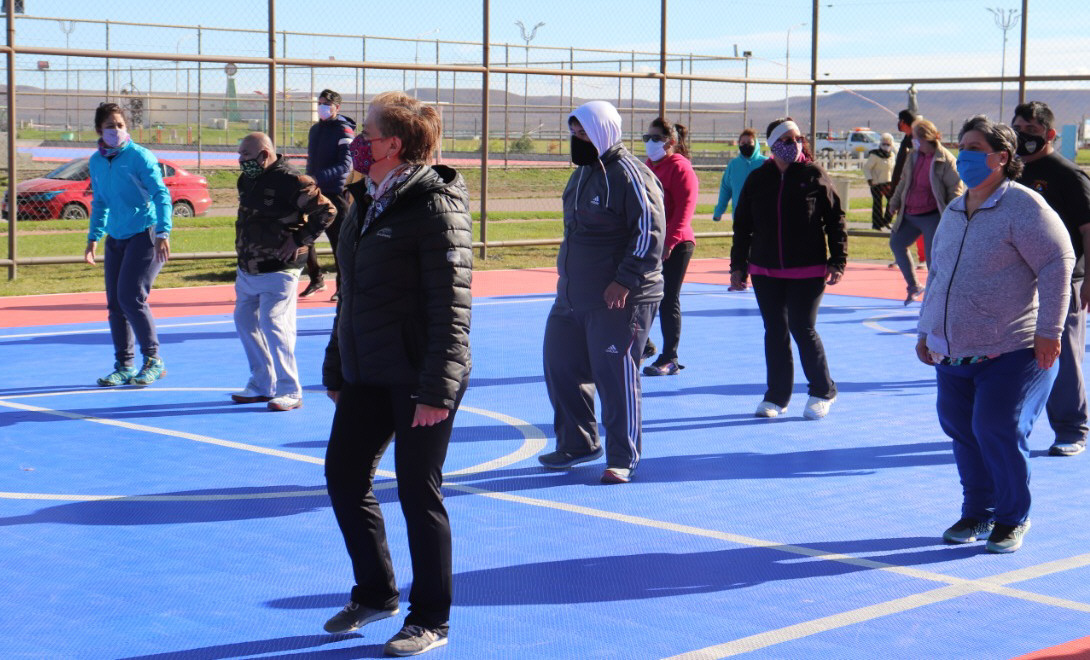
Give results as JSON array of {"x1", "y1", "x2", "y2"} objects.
[
  {"x1": 880, "y1": 143, "x2": 892, "y2": 152},
  {"x1": 317, "y1": 104, "x2": 335, "y2": 121},
  {"x1": 643, "y1": 138, "x2": 667, "y2": 161}
]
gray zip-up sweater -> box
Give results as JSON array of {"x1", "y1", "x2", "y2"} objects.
[{"x1": 917, "y1": 180, "x2": 1073, "y2": 358}]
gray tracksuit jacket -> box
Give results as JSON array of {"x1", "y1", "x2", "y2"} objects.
[
  {"x1": 557, "y1": 141, "x2": 666, "y2": 311},
  {"x1": 917, "y1": 180, "x2": 1073, "y2": 358}
]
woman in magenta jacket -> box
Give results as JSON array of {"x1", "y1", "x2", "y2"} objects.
[{"x1": 642, "y1": 117, "x2": 698, "y2": 376}]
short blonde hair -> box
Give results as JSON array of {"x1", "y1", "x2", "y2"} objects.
[
  {"x1": 369, "y1": 91, "x2": 441, "y2": 164},
  {"x1": 911, "y1": 117, "x2": 942, "y2": 145}
]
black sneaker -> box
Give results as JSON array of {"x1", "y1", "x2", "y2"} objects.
[
  {"x1": 538, "y1": 446, "x2": 604, "y2": 469},
  {"x1": 1049, "y1": 441, "x2": 1086, "y2": 457},
  {"x1": 323, "y1": 601, "x2": 399, "y2": 634},
  {"x1": 300, "y1": 279, "x2": 327, "y2": 298},
  {"x1": 942, "y1": 516, "x2": 994, "y2": 544},
  {"x1": 384, "y1": 624, "x2": 448, "y2": 657},
  {"x1": 986, "y1": 520, "x2": 1031, "y2": 554}
]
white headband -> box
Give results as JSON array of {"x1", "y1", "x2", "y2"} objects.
[{"x1": 768, "y1": 121, "x2": 800, "y2": 145}]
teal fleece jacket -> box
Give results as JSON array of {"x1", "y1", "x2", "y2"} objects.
[
  {"x1": 87, "y1": 140, "x2": 172, "y2": 242},
  {"x1": 713, "y1": 137, "x2": 767, "y2": 220}
]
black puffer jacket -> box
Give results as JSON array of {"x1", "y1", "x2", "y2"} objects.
[
  {"x1": 322, "y1": 165, "x2": 473, "y2": 409},
  {"x1": 730, "y1": 159, "x2": 847, "y2": 275}
]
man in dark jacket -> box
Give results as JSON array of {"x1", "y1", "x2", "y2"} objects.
[
  {"x1": 1014, "y1": 101, "x2": 1090, "y2": 457},
  {"x1": 301, "y1": 88, "x2": 356, "y2": 299},
  {"x1": 232, "y1": 132, "x2": 335, "y2": 411},
  {"x1": 538, "y1": 100, "x2": 666, "y2": 485}
]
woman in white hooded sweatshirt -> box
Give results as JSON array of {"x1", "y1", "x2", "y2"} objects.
[{"x1": 537, "y1": 100, "x2": 666, "y2": 485}]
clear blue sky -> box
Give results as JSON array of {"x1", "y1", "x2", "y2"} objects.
[{"x1": 12, "y1": 0, "x2": 1087, "y2": 103}]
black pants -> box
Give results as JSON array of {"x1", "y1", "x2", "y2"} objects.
[
  {"x1": 869, "y1": 183, "x2": 892, "y2": 229},
  {"x1": 305, "y1": 190, "x2": 349, "y2": 284},
  {"x1": 654, "y1": 241, "x2": 695, "y2": 362},
  {"x1": 751, "y1": 274, "x2": 836, "y2": 407},
  {"x1": 325, "y1": 380, "x2": 464, "y2": 630}
]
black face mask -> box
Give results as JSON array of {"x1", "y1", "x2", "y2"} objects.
[
  {"x1": 1016, "y1": 131, "x2": 1045, "y2": 157},
  {"x1": 739, "y1": 143, "x2": 755, "y2": 158},
  {"x1": 571, "y1": 136, "x2": 600, "y2": 166}
]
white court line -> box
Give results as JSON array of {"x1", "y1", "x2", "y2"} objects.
[
  {"x1": 863, "y1": 309, "x2": 920, "y2": 337},
  {"x1": 0, "y1": 389, "x2": 545, "y2": 500}
]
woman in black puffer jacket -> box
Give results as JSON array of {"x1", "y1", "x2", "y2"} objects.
[{"x1": 320, "y1": 91, "x2": 471, "y2": 657}]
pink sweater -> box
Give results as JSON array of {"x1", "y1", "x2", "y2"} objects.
[{"x1": 647, "y1": 153, "x2": 698, "y2": 252}]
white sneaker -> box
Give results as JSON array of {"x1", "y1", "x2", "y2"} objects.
[
  {"x1": 231, "y1": 387, "x2": 272, "y2": 404},
  {"x1": 755, "y1": 401, "x2": 785, "y2": 418},
  {"x1": 268, "y1": 395, "x2": 303, "y2": 411},
  {"x1": 803, "y1": 395, "x2": 836, "y2": 420}
]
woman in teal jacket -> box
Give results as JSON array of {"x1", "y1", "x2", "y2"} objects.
[
  {"x1": 712, "y1": 128, "x2": 767, "y2": 221},
  {"x1": 82, "y1": 102, "x2": 172, "y2": 386}
]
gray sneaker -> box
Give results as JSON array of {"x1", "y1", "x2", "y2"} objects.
[
  {"x1": 323, "y1": 601, "x2": 399, "y2": 634},
  {"x1": 1049, "y1": 441, "x2": 1086, "y2": 457},
  {"x1": 942, "y1": 517, "x2": 995, "y2": 544},
  {"x1": 384, "y1": 624, "x2": 449, "y2": 656},
  {"x1": 986, "y1": 520, "x2": 1031, "y2": 554}
]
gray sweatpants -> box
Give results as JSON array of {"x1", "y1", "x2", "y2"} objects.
[
  {"x1": 543, "y1": 300, "x2": 658, "y2": 471},
  {"x1": 1047, "y1": 280, "x2": 1089, "y2": 445}
]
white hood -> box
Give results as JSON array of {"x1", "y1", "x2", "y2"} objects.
[{"x1": 569, "y1": 101, "x2": 622, "y2": 157}]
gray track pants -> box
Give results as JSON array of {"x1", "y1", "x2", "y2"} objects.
[{"x1": 543, "y1": 300, "x2": 658, "y2": 471}]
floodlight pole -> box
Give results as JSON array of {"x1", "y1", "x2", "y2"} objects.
[{"x1": 988, "y1": 7, "x2": 1020, "y2": 122}]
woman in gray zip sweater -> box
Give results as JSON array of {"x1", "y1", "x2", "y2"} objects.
[{"x1": 916, "y1": 116, "x2": 1073, "y2": 554}]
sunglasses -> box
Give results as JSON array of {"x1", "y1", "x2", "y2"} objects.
[{"x1": 642, "y1": 134, "x2": 668, "y2": 143}]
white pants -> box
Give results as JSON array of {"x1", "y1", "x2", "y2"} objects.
[{"x1": 233, "y1": 268, "x2": 302, "y2": 398}]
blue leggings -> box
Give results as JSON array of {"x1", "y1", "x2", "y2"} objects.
[{"x1": 104, "y1": 228, "x2": 163, "y2": 367}]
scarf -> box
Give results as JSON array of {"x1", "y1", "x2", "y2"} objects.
[{"x1": 360, "y1": 163, "x2": 420, "y2": 235}]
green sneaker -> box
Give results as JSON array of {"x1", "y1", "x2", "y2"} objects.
[
  {"x1": 986, "y1": 520, "x2": 1031, "y2": 554},
  {"x1": 97, "y1": 362, "x2": 138, "y2": 387},
  {"x1": 131, "y1": 356, "x2": 166, "y2": 385}
]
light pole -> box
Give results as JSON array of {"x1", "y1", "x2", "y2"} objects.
[
  {"x1": 414, "y1": 28, "x2": 439, "y2": 98},
  {"x1": 785, "y1": 22, "x2": 806, "y2": 116},
  {"x1": 515, "y1": 20, "x2": 544, "y2": 135},
  {"x1": 743, "y1": 50, "x2": 752, "y2": 130},
  {"x1": 988, "y1": 7, "x2": 1020, "y2": 121},
  {"x1": 57, "y1": 21, "x2": 75, "y2": 130}
]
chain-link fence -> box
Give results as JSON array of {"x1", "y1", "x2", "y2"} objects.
[{"x1": 3, "y1": 0, "x2": 1087, "y2": 279}]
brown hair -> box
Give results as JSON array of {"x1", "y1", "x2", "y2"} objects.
[
  {"x1": 739, "y1": 128, "x2": 757, "y2": 141},
  {"x1": 94, "y1": 102, "x2": 126, "y2": 130},
  {"x1": 650, "y1": 116, "x2": 690, "y2": 158},
  {"x1": 368, "y1": 91, "x2": 441, "y2": 164},
  {"x1": 911, "y1": 117, "x2": 942, "y2": 145}
]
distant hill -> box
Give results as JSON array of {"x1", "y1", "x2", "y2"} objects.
[{"x1": 405, "y1": 86, "x2": 1090, "y2": 139}]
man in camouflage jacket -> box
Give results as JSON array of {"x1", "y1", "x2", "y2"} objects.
[{"x1": 231, "y1": 132, "x2": 336, "y2": 411}]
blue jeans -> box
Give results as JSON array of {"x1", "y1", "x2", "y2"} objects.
[
  {"x1": 104, "y1": 227, "x2": 163, "y2": 367},
  {"x1": 936, "y1": 348, "x2": 1057, "y2": 526}
]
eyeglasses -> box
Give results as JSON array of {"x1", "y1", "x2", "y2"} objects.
[{"x1": 642, "y1": 134, "x2": 667, "y2": 143}]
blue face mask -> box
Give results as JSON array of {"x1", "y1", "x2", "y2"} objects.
[{"x1": 956, "y1": 150, "x2": 997, "y2": 189}]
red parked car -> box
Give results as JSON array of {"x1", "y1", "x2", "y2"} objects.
[{"x1": 3, "y1": 157, "x2": 212, "y2": 220}]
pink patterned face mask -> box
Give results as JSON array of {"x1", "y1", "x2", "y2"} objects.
[{"x1": 349, "y1": 133, "x2": 375, "y2": 175}]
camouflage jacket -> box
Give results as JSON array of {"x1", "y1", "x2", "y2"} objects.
[{"x1": 235, "y1": 155, "x2": 336, "y2": 274}]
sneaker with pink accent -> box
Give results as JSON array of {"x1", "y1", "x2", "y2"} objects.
[{"x1": 601, "y1": 467, "x2": 631, "y2": 484}]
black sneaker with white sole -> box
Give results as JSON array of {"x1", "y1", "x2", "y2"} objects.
[
  {"x1": 323, "y1": 601, "x2": 399, "y2": 634},
  {"x1": 942, "y1": 516, "x2": 994, "y2": 544}
]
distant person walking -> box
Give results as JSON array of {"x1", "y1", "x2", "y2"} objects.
[
  {"x1": 730, "y1": 117, "x2": 847, "y2": 420},
  {"x1": 712, "y1": 128, "x2": 767, "y2": 222},
  {"x1": 301, "y1": 88, "x2": 356, "y2": 300},
  {"x1": 232, "y1": 132, "x2": 336, "y2": 411},
  {"x1": 919, "y1": 116, "x2": 1072, "y2": 553},
  {"x1": 888, "y1": 118, "x2": 963, "y2": 305},
  {"x1": 1013, "y1": 101, "x2": 1090, "y2": 457},
  {"x1": 642, "y1": 117, "x2": 698, "y2": 376},
  {"x1": 83, "y1": 102, "x2": 172, "y2": 387},
  {"x1": 538, "y1": 100, "x2": 665, "y2": 484},
  {"x1": 862, "y1": 132, "x2": 896, "y2": 229}
]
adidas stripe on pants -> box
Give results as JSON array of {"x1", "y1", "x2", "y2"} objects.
[{"x1": 543, "y1": 300, "x2": 658, "y2": 471}]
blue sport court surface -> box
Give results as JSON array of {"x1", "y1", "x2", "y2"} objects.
[{"x1": 2, "y1": 280, "x2": 1089, "y2": 659}]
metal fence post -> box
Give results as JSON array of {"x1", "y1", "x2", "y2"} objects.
[
  {"x1": 268, "y1": 0, "x2": 277, "y2": 145},
  {"x1": 480, "y1": 0, "x2": 490, "y2": 261},
  {"x1": 196, "y1": 25, "x2": 203, "y2": 173},
  {"x1": 7, "y1": 0, "x2": 17, "y2": 280}
]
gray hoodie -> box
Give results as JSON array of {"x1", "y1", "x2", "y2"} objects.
[
  {"x1": 556, "y1": 101, "x2": 665, "y2": 311},
  {"x1": 917, "y1": 180, "x2": 1073, "y2": 358}
]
